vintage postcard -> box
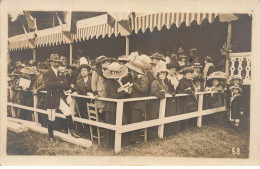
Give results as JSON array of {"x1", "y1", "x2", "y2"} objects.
[{"x1": 1, "y1": 0, "x2": 260, "y2": 166}]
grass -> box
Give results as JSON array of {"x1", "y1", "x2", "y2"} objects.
[{"x1": 7, "y1": 123, "x2": 249, "y2": 158}]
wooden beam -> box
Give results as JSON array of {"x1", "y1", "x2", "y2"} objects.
[
  {"x1": 225, "y1": 22, "x2": 232, "y2": 81},
  {"x1": 125, "y1": 35, "x2": 129, "y2": 57},
  {"x1": 7, "y1": 121, "x2": 28, "y2": 133},
  {"x1": 158, "y1": 98, "x2": 166, "y2": 138},
  {"x1": 70, "y1": 43, "x2": 73, "y2": 65},
  {"x1": 197, "y1": 94, "x2": 203, "y2": 127},
  {"x1": 114, "y1": 101, "x2": 123, "y2": 153},
  {"x1": 7, "y1": 117, "x2": 92, "y2": 148}
]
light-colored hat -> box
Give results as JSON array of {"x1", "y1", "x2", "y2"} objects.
[
  {"x1": 136, "y1": 54, "x2": 152, "y2": 70},
  {"x1": 49, "y1": 54, "x2": 63, "y2": 62},
  {"x1": 156, "y1": 65, "x2": 169, "y2": 75},
  {"x1": 20, "y1": 67, "x2": 37, "y2": 75},
  {"x1": 229, "y1": 75, "x2": 243, "y2": 85},
  {"x1": 118, "y1": 55, "x2": 129, "y2": 63},
  {"x1": 103, "y1": 62, "x2": 128, "y2": 79},
  {"x1": 207, "y1": 71, "x2": 226, "y2": 81},
  {"x1": 95, "y1": 55, "x2": 112, "y2": 65},
  {"x1": 125, "y1": 59, "x2": 145, "y2": 75},
  {"x1": 150, "y1": 53, "x2": 166, "y2": 62},
  {"x1": 230, "y1": 85, "x2": 242, "y2": 93}
]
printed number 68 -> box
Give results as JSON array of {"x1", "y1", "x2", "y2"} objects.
[{"x1": 232, "y1": 147, "x2": 240, "y2": 155}]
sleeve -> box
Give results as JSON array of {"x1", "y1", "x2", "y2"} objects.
[
  {"x1": 107, "y1": 81, "x2": 128, "y2": 99},
  {"x1": 177, "y1": 80, "x2": 193, "y2": 94},
  {"x1": 43, "y1": 72, "x2": 63, "y2": 88},
  {"x1": 132, "y1": 76, "x2": 148, "y2": 95},
  {"x1": 91, "y1": 71, "x2": 99, "y2": 95},
  {"x1": 75, "y1": 81, "x2": 81, "y2": 94},
  {"x1": 207, "y1": 66, "x2": 215, "y2": 76},
  {"x1": 150, "y1": 81, "x2": 165, "y2": 99}
]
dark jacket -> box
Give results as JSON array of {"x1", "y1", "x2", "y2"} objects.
[
  {"x1": 129, "y1": 75, "x2": 149, "y2": 110},
  {"x1": 75, "y1": 76, "x2": 92, "y2": 95},
  {"x1": 177, "y1": 78, "x2": 198, "y2": 113},
  {"x1": 43, "y1": 68, "x2": 70, "y2": 109},
  {"x1": 66, "y1": 73, "x2": 74, "y2": 86},
  {"x1": 229, "y1": 94, "x2": 243, "y2": 119},
  {"x1": 104, "y1": 79, "x2": 129, "y2": 113}
]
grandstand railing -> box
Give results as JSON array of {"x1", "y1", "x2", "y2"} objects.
[{"x1": 7, "y1": 87, "x2": 226, "y2": 153}]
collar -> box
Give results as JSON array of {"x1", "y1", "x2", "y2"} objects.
[
  {"x1": 138, "y1": 74, "x2": 143, "y2": 79},
  {"x1": 83, "y1": 76, "x2": 88, "y2": 83}
]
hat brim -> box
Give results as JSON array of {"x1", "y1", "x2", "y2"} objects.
[
  {"x1": 78, "y1": 64, "x2": 91, "y2": 70},
  {"x1": 125, "y1": 63, "x2": 145, "y2": 75},
  {"x1": 95, "y1": 58, "x2": 112, "y2": 65},
  {"x1": 150, "y1": 56, "x2": 166, "y2": 62},
  {"x1": 230, "y1": 86, "x2": 242, "y2": 92},
  {"x1": 103, "y1": 66, "x2": 128, "y2": 79},
  {"x1": 229, "y1": 78, "x2": 243, "y2": 85}
]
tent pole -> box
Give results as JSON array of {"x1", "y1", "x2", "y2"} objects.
[
  {"x1": 70, "y1": 43, "x2": 73, "y2": 65},
  {"x1": 225, "y1": 22, "x2": 232, "y2": 82},
  {"x1": 125, "y1": 35, "x2": 129, "y2": 57},
  {"x1": 33, "y1": 48, "x2": 36, "y2": 62}
]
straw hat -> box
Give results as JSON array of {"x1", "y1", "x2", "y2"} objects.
[
  {"x1": 118, "y1": 55, "x2": 129, "y2": 63},
  {"x1": 49, "y1": 54, "x2": 63, "y2": 62},
  {"x1": 229, "y1": 75, "x2": 243, "y2": 85},
  {"x1": 189, "y1": 48, "x2": 198, "y2": 53},
  {"x1": 150, "y1": 53, "x2": 166, "y2": 62},
  {"x1": 177, "y1": 47, "x2": 185, "y2": 54},
  {"x1": 207, "y1": 71, "x2": 226, "y2": 81},
  {"x1": 20, "y1": 67, "x2": 37, "y2": 75},
  {"x1": 125, "y1": 59, "x2": 145, "y2": 75},
  {"x1": 103, "y1": 62, "x2": 128, "y2": 79},
  {"x1": 95, "y1": 55, "x2": 112, "y2": 65},
  {"x1": 229, "y1": 85, "x2": 242, "y2": 93},
  {"x1": 136, "y1": 54, "x2": 152, "y2": 70}
]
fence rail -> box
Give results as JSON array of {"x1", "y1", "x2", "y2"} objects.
[{"x1": 7, "y1": 87, "x2": 225, "y2": 153}]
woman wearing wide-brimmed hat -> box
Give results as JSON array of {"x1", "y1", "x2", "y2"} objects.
[
  {"x1": 166, "y1": 62, "x2": 182, "y2": 90},
  {"x1": 103, "y1": 62, "x2": 131, "y2": 148},
  {"x1": 125, "y1": 59, "x2": 149, "y2": 144},
  {"x1": 150, "y1": 52, "x2": 167, "y2": 79},
  {"x1": 177, "y1": 67, "x2": 198, "y2": 130}
]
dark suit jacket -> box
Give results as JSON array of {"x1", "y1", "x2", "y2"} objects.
[
  {"x1": 129, "y1": 75, "x2": 149, "y2": 110},
  {"x1": 75, "y1": 76, "x2": 92, "y2": 95},
  {"x1": 66, "y1": 73, "x2": 74, "y2": 86},
  {"x1": 43, "y1": 68, "x2": 70, "y2": 109}
]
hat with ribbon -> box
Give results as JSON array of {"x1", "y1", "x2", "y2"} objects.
[
  {"x1": 229, "y1": 75, "x2": 243, "y2": 85},
  {"x1": 206, "y1": 71, "x2": 226, "y2": 86},
  {"x1": 78, "y1": 57, "x2": 91, "y2": 71},
  {"x1": 95, "y1": 55, "x2": 113, "y2": 65},
  {"x1": 150, "y1": 53, "x2": 166, "y2": 62},
  {"x1": 20, "y1": 67, "x2": 37, "y2": 75},
  {"x1": 103, "y1": 62, "x2": 128, "y2": 79},
  {"x1": 125, "y1": 59, "x2": 145, "y2": 75},
  {"x1": 229, "y1": 84, "x2": 242, "y2": 93}
]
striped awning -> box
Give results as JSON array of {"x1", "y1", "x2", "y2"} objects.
[{"x1": 8, "y1": 12, "x2": 219, "y2": 51}]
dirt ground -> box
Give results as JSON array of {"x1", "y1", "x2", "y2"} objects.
[{"x1": 6, "y1": 123, "x2": 249, "y2": 158}]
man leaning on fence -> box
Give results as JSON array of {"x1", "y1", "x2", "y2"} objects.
[{"x1": 43, "y1": 54, "x2": 80, "y2": 142}]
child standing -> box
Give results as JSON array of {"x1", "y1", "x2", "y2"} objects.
[{"x1": 226, "y1": 85, "x2": 244, "y2": 131}]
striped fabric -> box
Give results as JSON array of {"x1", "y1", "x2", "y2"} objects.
[{"x1": 9, "y1": 12, "x2": 218, "y2": 51}]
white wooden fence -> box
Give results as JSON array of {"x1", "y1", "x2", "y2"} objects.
[{"x1": 7, "y1": 88, "x2": 225, "y2": 153}]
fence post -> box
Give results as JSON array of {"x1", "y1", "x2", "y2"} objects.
[
  {"x1": 114, "y1": 100, "x2": 124, "y2": 153},
  {"x1": 33, "y1": 94, "x2": 38, "y2": 123},
  {"x1": 197, "y1": 94, "x2": 204, "y2": 127},
  {"x1": 158, "y1": 98, "x2": 166, "y2": 138},
  {"x1": 70, "y1": 96, "x2": 75, "y2": 117},
  {"x1": 9, "y1": 88, "x2": 16, "y2": 118}
]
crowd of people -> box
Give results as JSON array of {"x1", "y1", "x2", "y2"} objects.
[{"x1": 7, "y1": 47, "x2": 244, "y2": 148}]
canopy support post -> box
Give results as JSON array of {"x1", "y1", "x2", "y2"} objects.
[
  {"x1": 225, "y1": 22, "x2": 232, "y2": 81},
  {"x1": 125, "y1": 35, "x2": 129, "y2": 57},
  {"x1": 70, "y1": 43, "x2": 73, "y2": 65},
  {"x1": 33, "y1": 48, "x2": 36, "y2": 62}
]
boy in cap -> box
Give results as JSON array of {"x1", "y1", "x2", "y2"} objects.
[
  {"x1": 43, "y1": 54, "x2": 80, "y2": 142},
  {"x1": 226, "y1": 85, "x2": 244, "y2": 131}
]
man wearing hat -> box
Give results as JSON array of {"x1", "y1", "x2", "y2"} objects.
[
  {"x1": 150, "y1": 53, "x2": 166, "y2": 78},
  {"x1": 33, "y1": 62, "x2": 49, "y2": 126},
  {"x1": 187, "y1": 48, "x2": 201, "y2": 67},
  {"x1": 43, "y1": 54, "x2": 80, "y2": 142}
]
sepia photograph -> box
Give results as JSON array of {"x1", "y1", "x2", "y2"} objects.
[{"x1": 1, "y1": 0, "x2": 260, "y2": 166}]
